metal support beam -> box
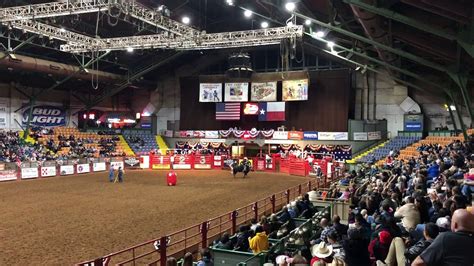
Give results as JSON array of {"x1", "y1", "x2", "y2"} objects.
[
  {"x1": 450, "y1": 88, "x2": 468, "y2": 140},
  {"x1": 0, "y1": 35, "x2": 36, "y2": 60},
  {"x1": 343, "y1": 0, "x2": 474, "y2": 57},
  {"x1": 306, "y1": 33, "x2": 449, "y2": 92},
  {"x1": 447, "y1": 102, "x2": 459, "y2": 133},
  {"x1": 295, "y1": 12, "x2": 453, "y2": 73},
  {"x1": 448, "y1": 72, "x2": 473, "y2": 125}
]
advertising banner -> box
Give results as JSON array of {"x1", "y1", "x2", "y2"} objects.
[
  {"x1": 282, "y1": 79, "x2": 308, "y2": 101},
  {"x1": 251, "y1": 82, "x2": 277, "y2": 102},
  {"x1": 172, "y1": 155, "x2": 192, "y2": 169},
  {"x1": 193, "y1": 131, "x2": 205, "y2": 138},
  {"x1": 368, "y1": 131, "x2": 382, "y2": 140},
  {"x1": 110, "y1": 161, "x2": 124, "y2": 170},
  {"x1": 21, "y1": 168, "x2": 38, "y2": 179},
  {"x1": 288, "y1": 131, "x2": 303, "y2": 140},
  {"x1": 40, "y1": 166, "x2": 57, "y2": 177},
  {"x1": 151, "y1": 155, "x2": 171, "y2": 169},
  {"x1": 0, "y1": 170, "x2": 17, "y2": 181},
  {"x1": 272, "y1": 131, "x2": 289, "y2": 140},
  {"x1": 0, "y1": 102, "x2": 7, "y2": 128},
  {"x1": 124, "y1": 157, "x2": 141, "y2": 169},
  {"x1": 140, "y1": 155, "x2": 150, "y2": 169},
  {"x1": 303, "y1": 131, "x2": 319, "y2": 140},
  {"x1": 318, "y1": 132, "x2": 349, "y2": 141},
  {"x1": 224, "y1": 82, "x2": 249, "y2": 102},
  {"x1": 353, "y1": 132, "x2": 368, "y2": 141},
  {"x1": 204, "y1": 131, "x2": 219, "y2": 139},
  {"x1": 77, "y1": 164, "x2": 90, "y2": 174},
  {"x1": 93, "y1": 162, "x2": 107, "y2": 172},
  {"x1": 22, "y1": 105, "x2": 67, "y2": 127},
  {"x1": 193, "y1": 155, "x2": 213, "y2": 169},
  {"x1": 199, "y1": 83, "x2": 222, "y2": 102},
  {"x1": 213, "y1": 155, "x2": 222, "y2": 167},
  {"x1": 60, "y1": 165, "x2": 74, "y2": 175}
]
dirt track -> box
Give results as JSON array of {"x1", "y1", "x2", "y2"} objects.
[{"x1": 0, "y1": 170, "x2": 308, "y2": 265}]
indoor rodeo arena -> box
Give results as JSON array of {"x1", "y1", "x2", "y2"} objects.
[{"x1": 0, "y1": 1, "x2": 473, "y2": 266}]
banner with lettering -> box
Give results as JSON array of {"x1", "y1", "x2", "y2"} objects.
[
  {"x1": 282, "y1": 79, "x2": 308, "y2": 101},
  {"x1": 251, "y1": 82, "x2": 277, "y2": 102},
  {"x1": 199, "y1": 83, "x2": 222, "y2": 102},
  {"x1": 22, "y1": 105, "x2": 67, "y2": 127},
  {"x1": 225, "y1": 83, "x2": 249, "y2": 102}
]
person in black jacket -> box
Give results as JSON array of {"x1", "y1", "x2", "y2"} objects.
[
  {"x1": 383, "y1": 222, "x2": 439, "y2": 266},
  {"x1": 343, "y1": 228, "x2": 370, "y2": 266}
]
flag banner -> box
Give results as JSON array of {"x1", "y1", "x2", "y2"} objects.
[
  {"x1": 282, "y1": 79, "x2": 308, "y2": 101},
  {"x1": 199, "y1": 83, "x2": 222, "y2": 102},
  {"x1": 224, "y1": 83, "x2": 249, "y2": 102},
  {"x1": 251, "y1": 82, "x2": 277, "y2": 102},
  {"x1": 216, "y1": 103, "x2": 241, "y2": 120},
  {"x1": 258, "y1": 102, "x2": 285, "y2": 121}
]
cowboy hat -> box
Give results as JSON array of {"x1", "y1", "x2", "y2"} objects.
[{"x1": 311, "y1": 242, "x2": 333, "y2": 258}]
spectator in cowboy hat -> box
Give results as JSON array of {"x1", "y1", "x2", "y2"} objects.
[{"x1": 310, "y1": 242, "x2": 334, "y2": 265}]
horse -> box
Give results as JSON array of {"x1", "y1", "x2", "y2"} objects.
[{"x1": 226, "y1": 159, "x2": 251, "y2": 178}]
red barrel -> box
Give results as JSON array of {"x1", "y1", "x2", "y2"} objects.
[{"x1": 167, "y1": 172, "x2": 177, "y2": 186}]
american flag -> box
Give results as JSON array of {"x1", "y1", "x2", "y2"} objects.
[{"x1": 216, "y1": 103, "x2": 241, "y2": 120}]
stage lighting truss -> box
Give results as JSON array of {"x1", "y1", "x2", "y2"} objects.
[
  {"x1": 0, "y1": 1, "x2": 303, "y2": 53},
  {"x1": 60, "y1": 26, "x2": 303, "y2": 53}
]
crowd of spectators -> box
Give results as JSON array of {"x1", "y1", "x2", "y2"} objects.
[
  {"x1": 0, "y1": 130, "x2": 55, "y2": 163},
  {"x1": 178, "y1": 135, "x2": 473, "y2": 266}
]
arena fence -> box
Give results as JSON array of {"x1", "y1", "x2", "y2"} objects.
[{"x1": 76, "y1": 177, "x2": 345, "y2": 266}]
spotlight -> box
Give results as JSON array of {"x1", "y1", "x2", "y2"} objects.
[
  {"x1": 244, "y1": 9, "x2": 252, "y2": 18},
  {"x1": 327, "y1": 41, "x2": 335, "y2": 48},
  {"x1": 314, "y1": 31, "x2": 325, "y2": 38},
  {"x1": 261, "y1": 21, "x2": 269, "y2": 28},
  {"x1": 287, "y1": 21, "x2": 294, "y2": 26},
  {"x1": 182, "y1": 16, "x2": 190, "y2": 24},
  {"x1": 60, "y1": 28, "x2": 66, "y2": 33},
  {"x1": 226, "y1": 0, "x2": 234, "y2": 5},
  {"x1": 305, "y1": 19, "x2": 311, "y2": 26},
  {"x1": 126, "y1": 47, "x2": 134, "y2": 53},
  {"x1": 285, "y1": 2, "x2": 296, "y2": 12}
]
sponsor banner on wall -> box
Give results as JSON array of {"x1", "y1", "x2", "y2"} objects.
[
  {"x1": 124, "y1": 157, "x2": 141, "y2": 169},
  {"x1": 0, "y1": 170, "x2": 17, "y2": 181},
  {"x1": 163, "y1": 130, "x2": 173, "y2": 137},
  {"x1": 0, "y1": 102, "x2": 7, "y2": 128},
  {"x1": 251, "y1": 82, "x2": 277, "y2": 102},
  {"x1": 93, "y1": 162, "x2": 107, "y2": 172},
  {"x1": 21, "y1": 168, "x2": 38, "y2": 179},
  {"x1": 193, "y1": 155, "x2": 213, "y2": 169},
  {"x1": 204, "y1": 131, "x2": 219, "y2": 139},
  {"x1": 288, "y1": 131, "x2": 304, "y2": 140},
  {"x1": 225, "y1": 83, "x2": 249, "y2": 102},
  {"x1": 282, "y1": 79, "x2": 308, "y2": 101},
  {"x1": 172, "y1": 155, "x2": 192, "y2": 169},
  {"x1": 22, "y1": 105, "x2": 67, "y2": 127},
  {"x1": 199, "y1": 83, "x2": 223, "y2": 102},
  {"x1": 213, "y1": 155, "x2": 222, "y2": 167},
  {"x1": 353, "y1": 132, "x2": 368, "y2": 141},
  {"x1": 140, "y1": 155, "x2": 150, "y2": 169},
  {"x1": 110, "y1": 161, "x2": 124, "y2": 170},
  {"x1": 272, "y1": 131, "x2": 289, "y2": 140},
  {"x1": 77, "y1": 164, "x2": 90, "y2": 174},
  {"x1": 318, "y1": 132, "x2": 349, "y2": 141},
  {"x1": 368, "y1": 131, "x2": 382, "y2": 140},
  {"x1": 151, "y1": 155, "x2": 171, "y2": 169},
  {"x1": 40, "y1": 166, "x2": 57, "y2": 177},
  {"x1": 60, "y1": 165, "x2": 75, "y2": 175},
  {"x1": 303, "y1": 131, "x2": 319, "y2": 140},
  {"x1": 193, "y1": 131, "x2": 205, "y2": 138}
]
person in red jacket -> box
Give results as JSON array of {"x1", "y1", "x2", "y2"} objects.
[{"x1": 368, "y1": 230, "x2": 392, "y2": 264}]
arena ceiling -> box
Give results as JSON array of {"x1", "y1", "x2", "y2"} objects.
[{"x1": 0, "y1": 0, "x2": 472, "y2": 121}]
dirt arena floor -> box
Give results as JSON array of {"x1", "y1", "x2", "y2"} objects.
[{"x1": 0, "y1": 170, "x2": 309, "y2": 265}]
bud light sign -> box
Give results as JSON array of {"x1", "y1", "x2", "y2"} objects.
[{"x1": 22, "y1": 106, "x2": 66, "y2": 127}]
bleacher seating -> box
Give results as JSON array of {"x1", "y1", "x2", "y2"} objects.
[
  {"x1": 356, "y1": 136, "x2": 420, "y2": 163},
  {"x1": 396, "y1": 135, "x2": 464, "y2": 161},
  {"x1": 123, "y1": 131, "x2": 159, "y2": 155}
]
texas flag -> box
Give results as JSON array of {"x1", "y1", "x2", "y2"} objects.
[{"x1": 258, "y1": 102, "x2": 286, "y2": 121}]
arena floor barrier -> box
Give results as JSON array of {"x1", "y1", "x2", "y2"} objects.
[{"x1": 289, "y1": 158, "x2": 307, "y2": 176}]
